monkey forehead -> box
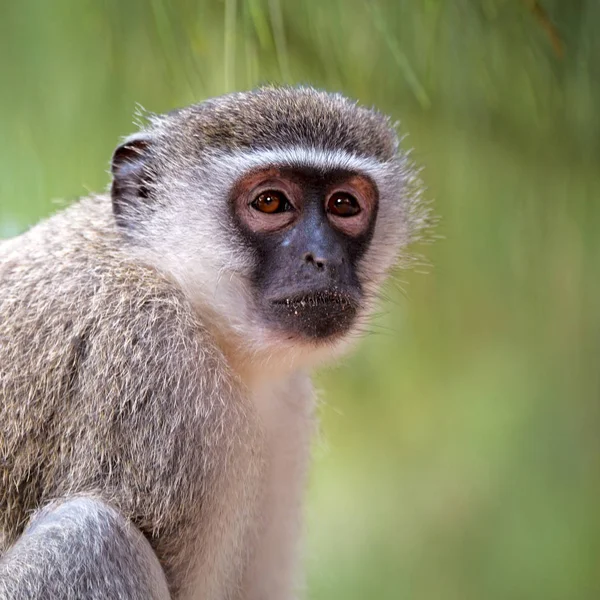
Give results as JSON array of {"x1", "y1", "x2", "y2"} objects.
[{"x1": 154, "y1": 87, "x2": 399, "y2": 162}]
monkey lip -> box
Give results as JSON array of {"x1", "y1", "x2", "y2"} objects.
[
  {"x1": 269, "y1": 289, "x2": 359, "y2": 311},
  {"x1": 266, "y1": 289, "x2": 360, "y2": 339}
]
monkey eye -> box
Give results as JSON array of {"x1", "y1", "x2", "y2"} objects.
[
  {"x1": 327, "y1": 192, "x2": 361, "y2": 217},
  {"x1": 251, "y1": 190, "x2": 292, "y2": 214}
]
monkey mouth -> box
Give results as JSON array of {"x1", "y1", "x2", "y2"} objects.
[
  {"x1": 267, "y1": 289, "x2": 360, "y2": 340},
  {"x1": 271, "y1": 290, "x2": 357, "y2": 310}
]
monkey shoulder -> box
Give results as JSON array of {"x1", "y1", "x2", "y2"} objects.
[
  {"x1": 0, "y1": 198, "x2": 246, "y2": 548},
  {"x1": 1, "y1": 196, "x2": 224, "y2": 380}
]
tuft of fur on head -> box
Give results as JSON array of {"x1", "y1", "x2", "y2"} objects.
[{"x1": 116, "y1": 87, "x2": 431, "y2": 376}]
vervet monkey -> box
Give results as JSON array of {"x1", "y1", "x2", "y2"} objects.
[{"x1": 0, "y1": 87, "x2": 428, "y2": 599}]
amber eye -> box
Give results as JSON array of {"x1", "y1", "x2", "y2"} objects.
[
  {"x1": 251, "y1": 191, "x2": 291, "y2": 214},
  {"x1": 327, "y1": 192, "x2": 361, "y2": 217}
]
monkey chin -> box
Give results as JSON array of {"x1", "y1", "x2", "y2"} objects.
[
  {"x1": 240, "y1": 296, "x2": 369, "y2": 378},
  {"x1": 211, "y1": 307, "x2": 366, "y2": 388}
]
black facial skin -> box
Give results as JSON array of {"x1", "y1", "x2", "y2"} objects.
[{"x1": 231, "y1": 167, "x2": 378, "y2": 341}]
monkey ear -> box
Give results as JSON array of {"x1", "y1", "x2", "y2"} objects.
[{"x1": 110, "y1": 135, "x2": 155, "y2": 226}]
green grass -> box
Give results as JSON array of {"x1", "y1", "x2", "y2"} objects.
[{"x1": 1, "y1": 1, "x2": 599, "y2": 598}]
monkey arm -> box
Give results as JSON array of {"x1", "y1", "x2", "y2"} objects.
[{"x1": 0, "y1": 497, "x2": 171, "y2": 600}]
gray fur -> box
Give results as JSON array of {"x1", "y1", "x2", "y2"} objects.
[
  {"x1": 0, "y1": 86, "x2": 428, "y2": 599},
  {"x1": 155, "y1": 86, "x2": 399, "y2": 160}
]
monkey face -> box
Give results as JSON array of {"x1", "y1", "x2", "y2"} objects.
[
  {"x1": 110, "y1": 88, "x2": 427, "y2": 367},
  {"x1": 231, "y1": 166, "x2": 378, "y2": 341}
]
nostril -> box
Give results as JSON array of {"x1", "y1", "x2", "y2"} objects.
[{"x1": 303, "y1": 252, "x2": 326, "y2": 270}]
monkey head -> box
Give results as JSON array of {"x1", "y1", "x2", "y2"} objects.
[{"x1": 110, "y1": 87, "x2": 427, "y2": 370}]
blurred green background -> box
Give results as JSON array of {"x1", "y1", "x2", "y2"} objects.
[{"x1": 1, "y1": 1, "x2": 599, "y2": 598}]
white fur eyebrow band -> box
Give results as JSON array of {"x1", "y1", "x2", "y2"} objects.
[{"x1": 205, "y1": 146, "x2": 402, "y2": 194}]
